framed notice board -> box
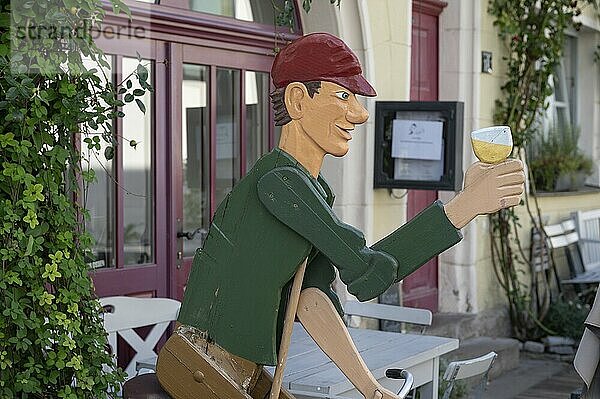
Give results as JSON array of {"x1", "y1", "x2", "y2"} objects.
[{"x1": 373, "y1": 101, "x2": 464, "y2": 191}]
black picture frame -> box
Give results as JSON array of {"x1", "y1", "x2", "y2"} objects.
[{"x1": 374, "y1": 101, "x2": 464, "y2": 191}]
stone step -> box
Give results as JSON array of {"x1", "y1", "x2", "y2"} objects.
[{"x1": 420, "y1": 309, "x2": 512, "y2": 340}]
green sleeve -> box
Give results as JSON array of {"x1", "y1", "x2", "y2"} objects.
[
  {"x1": 257, "y1": 166, "x2": 398, "y2": 301},
  {"x1": 372, "y1": 200, "x2": 463, "y2": 283}
]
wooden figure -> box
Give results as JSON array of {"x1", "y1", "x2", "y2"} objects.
[{"x1": 156, "y1": 32, "x2": 525, "y2": 399}]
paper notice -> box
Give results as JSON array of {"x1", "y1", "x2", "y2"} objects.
[{"x1": 392, "y1": 120, "x2": 443, "y2": 161}]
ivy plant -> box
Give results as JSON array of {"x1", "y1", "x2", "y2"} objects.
[
  {"x1": 488, "y1": 0, "x2": 599, "y2": 340},
  {"x1": 273, "y1": 0, "x2": 342, "y2": 32},
  {"x1": 0, "y1": 0, "x2": 150, "y2": 397}
]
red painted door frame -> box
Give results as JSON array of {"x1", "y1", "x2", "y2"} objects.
[{"x1": 402, "y1": 0, "x2": 447, "y2": 312}]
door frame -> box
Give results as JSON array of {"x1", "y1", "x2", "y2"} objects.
[{"x1": 402, "y1": 0, "x2": 447, "y2": 311}]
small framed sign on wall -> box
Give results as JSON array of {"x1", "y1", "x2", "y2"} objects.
[{"x1": 374, "y1": 101, "x2": 464, "y2": 191}]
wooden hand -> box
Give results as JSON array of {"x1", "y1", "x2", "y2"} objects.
[{"x1": 444, "y1": 159, "x2": 525, "y2": 229}]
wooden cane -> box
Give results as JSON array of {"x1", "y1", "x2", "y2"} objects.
[{"x1": 269, "y1": 258, "x2": 309, "y2": 399}]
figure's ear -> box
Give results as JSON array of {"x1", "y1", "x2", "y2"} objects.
[{"x1": 284, "y1": 82, "x2": 308, "y2": 120}]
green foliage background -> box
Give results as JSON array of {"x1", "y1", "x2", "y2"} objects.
[{"x1": 0, "y1": 0, "x2": 149, "y2": 397}]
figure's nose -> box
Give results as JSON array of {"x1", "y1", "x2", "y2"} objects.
[{"x1": 346, "y1": 98, "x2": 369, "y2": 125}]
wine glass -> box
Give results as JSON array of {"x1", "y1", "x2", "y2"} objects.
[{"x1": 471, "y1": 126, "x2": 513, "y2": 164}]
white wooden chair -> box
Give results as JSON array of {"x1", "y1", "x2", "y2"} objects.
[
  {"x1": 441, "y1": 351, "x2": 497, "y2": 399},
  {"x1": 543, "y1": 220, "x2": 587, "y2": 278},
  {"x1": 100, "y1": 296, "x2": 181, "y2": 379},
  {"x1": 343, "y1": 300, "x2": 433, "y2": 333},
  {"x1": 573, "y1": 209, "x2": 600, "y2": 272}
]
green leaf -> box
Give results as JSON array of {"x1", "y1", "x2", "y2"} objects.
[
  {"x1": 104, "y1": 146, "x2": 114, "y2": 160},
  {"x1": 0, "y1": 13, "x2": 9, "y2": 28},
  {"x1": 136, "y1": 63, "x2": 149, "y2": 82},
  {"x1": 302, "y1": 0, "x2": 311, "y2": 13},
  {"x1": 24, "y1": 235, "x2": 33, "y2": 257},
  {"x1": 135, "y1": 99, "x2": 146, "y2": 114},
  {"x1": 124, "y1": 93, "x2": 134, "y2": 103}
]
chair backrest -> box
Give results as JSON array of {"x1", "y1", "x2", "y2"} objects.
[
  {"x1": 100, "y1": 296, "x2": 181, "y2": 379},
  {"x1": 573, "y1": 209, "x2": 600, "y2": 271},
  {"x1": 543, "y1": 220, "x2": 585, "y2": 277},
  {"x1": 343, "y1": 301, "x2": 432, "y2": 333},
  {"x1": 442, "y1": 351, "x2": 497, "y2": 399},
  {"x1": 544, "y1": 220, "x2": 579, "y2": 250}
]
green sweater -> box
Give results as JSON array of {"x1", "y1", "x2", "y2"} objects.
[{"x1": 178, "y1": 148, "x2": 462, "y2": 365}]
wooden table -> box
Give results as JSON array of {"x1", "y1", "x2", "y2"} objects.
[{"x1": 266, "y1": 323, "x2": 458, "y2": 399}]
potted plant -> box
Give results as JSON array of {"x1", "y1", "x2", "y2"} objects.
[{"x1": 529, "y1": 125, "x2": 593, "y2": 192}]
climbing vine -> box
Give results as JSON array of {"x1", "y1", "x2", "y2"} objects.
[
  {"x1": 273, "y1": 0, "x2": 342, "y2": 32},
  {"x1": 488, "y1": 0, "x2": 599, "y2": 340},
  {"x1": 0, "y1": 0, "x2": 150, "y2": 397}
]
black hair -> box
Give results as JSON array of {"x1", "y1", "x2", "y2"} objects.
[{"x1": 270, "y1": 81, "x2": 322, "y2": 126}]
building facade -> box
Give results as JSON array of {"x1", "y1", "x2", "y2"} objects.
[{"x1": 91, "y1": 0, "x2": 600, "y2": 336}]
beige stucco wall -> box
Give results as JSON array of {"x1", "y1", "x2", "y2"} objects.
[
  {"x1": 471, "y1": 4, "x2": 509, "y2": 313},
  {"x1": 369, "y1": 0, "x2": 412, "y2": 243}
]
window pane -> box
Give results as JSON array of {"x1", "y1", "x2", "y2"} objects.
[
  {"x1": 189, "y1": 0, "x2": 297, "y2": 28},
  {"x1": 216, "y1": 68, "x2": 240, "y2": 207},
  {"x1": 182, "y1": 64, "x2": 210, "y2": 256},
  {"x1": 83, "y1": 56, "x2": 115, "y2": 270},
  {"x1": 553, "y1": 64, "x2": 566, "y2": 103},
  {"x1": 122, "y1": 57, "x2": 154, "y2": 266},
  {"x1": 245, "y1": 71, "x2": 269, "y2": 170},
  {"x1": 85, "y1": 147, "x2": 116, "y2": 269}
]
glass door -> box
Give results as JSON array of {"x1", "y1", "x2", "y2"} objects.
[
  {"x1": 88, "y1": 37, "x2": 169, "y2": 299},
  {"x1": 172, "y1": 44, "x2": 273, "y2": 300}
]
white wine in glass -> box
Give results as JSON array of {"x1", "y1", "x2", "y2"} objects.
[{"x1": 471, "y1": 126, "x2": 513, "y2": 164}]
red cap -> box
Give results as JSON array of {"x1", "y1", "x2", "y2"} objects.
[{"x1": 271, "y1": 32, "x2": 376, "y2": 97}]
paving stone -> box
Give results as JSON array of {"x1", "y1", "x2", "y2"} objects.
[
  {"x1": 543, "y1": 335, "x2": 576, "y2": 347},
  {"x1": 524, "y1": 340, "x2": 545, "y2": 353},
  {"x1": 548, "y1": 345, "x2": 575, "y2": 355}
]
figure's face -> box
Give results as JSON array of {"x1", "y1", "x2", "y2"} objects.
[{"x1": 297, "y1": 81, "x2": 369, "y2": 157}]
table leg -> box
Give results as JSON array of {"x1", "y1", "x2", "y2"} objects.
[{"x1": 417, "y1": 357, "x2": 439, "y2": 399}]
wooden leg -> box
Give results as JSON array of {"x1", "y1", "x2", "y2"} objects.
[{"x1": 296, "y1": 288, "x2": 398, "y2": 399}]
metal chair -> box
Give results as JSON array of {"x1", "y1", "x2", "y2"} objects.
[{"x1": 441, "y1": 351, "x2": 497, "y2": 399}]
